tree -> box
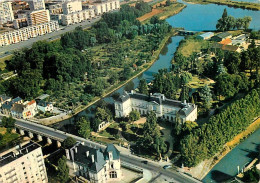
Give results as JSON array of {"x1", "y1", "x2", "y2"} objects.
[
  {"x1": 95, "y1": 107, "x2": 112, "y2": 122},
  {"x1": 165, "y1": 0, "x2": 172, "y2": 6},
  {"x1": 242, "y1": 16, "x2": 252, "y2": 30},
  {"x1": 62, "y1": 137, "x2": 76, "y2": 149},
  {"x1": 129, "y1": 110, "x2": 140, "y2": 122},
  {"x1": 77, "y1": 117, "x2": 91, "y2": 139},
  {"x1": 138, "y1": 79, "x2": 149, "y2": 95},
  {"x1": 91, "y1": 118, "x2": 102, "y2": 132},
  {"x1": 57, "y1": 156, "x2": 69, "y2": 182},
  {"x1": 199, "y1": 84, "x2": 212, "y2": 110},
  {"x1": 1, "y1": 116, "x2": 15, "y2": 129}
]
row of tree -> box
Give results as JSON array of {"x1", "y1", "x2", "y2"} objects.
[
  {"x1": 216, "y1": 8, "x2": 252, "y2": 31},
  {"x1": 180, "y1": 87, "x2": 260, "y2": 166}
]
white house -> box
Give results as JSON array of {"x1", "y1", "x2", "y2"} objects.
[
  {"x1": 66, "y1": 143, "x2": 121, "y2": 183},
  {"x1": 115, "y1": 91, "x2": 197, "y2": 123},
  {"x1": 37, "y1": 100, "x2": 53, "y2": 113}
]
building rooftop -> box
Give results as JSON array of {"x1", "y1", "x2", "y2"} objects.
[
  {"x1": 36, "y1": 94, "x2": 50, "y2": 101},
  {"x1": 0, "y1": 94, "x2": 11, "y2": 103},
  {"x1": 11, "y1": 103, "x2": 25, "y2": 113},
  {"x1": 12, "y1": 97, "x2": 22, "y2": 103},
  {"x1": 197, "y1": 32, "x2": 214, "y2": 38},
  {"x1": 215, "y1": 32, "x2": 232, "y2": 39},
  {"x1": 0, "y1": 141, "x2": 41, "y2": 167},
  {"x1": 38, "y1": 100, "x2": 52, "y2": 107},
  {"x1": 104, "y1": 144, "x2": 120, "y2": 160},
  {"x1": 219, "y1": 38, "x2": 232, "y2": 45}
]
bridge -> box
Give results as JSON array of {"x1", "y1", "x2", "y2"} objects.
[{"x1": 0, "y1": 116, "x2": 201, "y2": 183}]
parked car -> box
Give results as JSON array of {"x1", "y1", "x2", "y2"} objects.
[
  {"x1": 163, "y1": 165, "x2": 172, "y2": 169},
  {"x1": 141, "y1": 161, "x2": 148, "y2": 164}
]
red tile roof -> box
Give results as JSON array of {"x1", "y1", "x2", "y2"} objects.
[{"x1": 219, "y1": 38, "x2": 232, "y2": 45}]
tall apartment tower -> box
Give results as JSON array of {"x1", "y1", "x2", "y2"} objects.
[
  {"x1": 0, "y1": 141, "x2": 48, "y2": 183},
  {"x1": 0, "y1": 1, "x2": 14, "y2": 25},
  {"x1": 62, "y1": 0, "x2": 82, "y2": 15},
  {"x1": 27, "y1": 9, "x2": 50, "y2": 26},
  {"x1": 29, "y1": 0, "x2": 46, "y2": 11}
]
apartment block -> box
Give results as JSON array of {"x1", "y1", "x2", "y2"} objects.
[
  {"x1": 27, "y1": 9, "x2": 50, "y2": 26},
  {"x1": 93, "y1": 0, "x2": 120, "y2": 15},
  {"x1": 62, "y1": 0, "x2": 82, "y2": 15},
  {"x1": 0, "y1": 21, "x2": 59, "y2": 46},
  {"x1": 0, "y1": 2, "x2": 14, "y2": 25},
  {"x1": 61, "y1": 9, "x2": 95, "y2": 25},
  {"x1": 29, "y1": 0, "x2": 46, "y2": 11},
  {"x1": 0, "y1": 141, "x2": 48, "y2": 183}
]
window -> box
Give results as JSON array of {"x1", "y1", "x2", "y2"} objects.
[{"x1": 109, "y1": 171, "x2": 117, "y2": 178}]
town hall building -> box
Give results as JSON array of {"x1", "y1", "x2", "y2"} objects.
[{"x1": 115, "y1": 91, "x2": 197, "y2": 123}]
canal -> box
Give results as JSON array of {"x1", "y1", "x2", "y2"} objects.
[{"x1": 55, "y1": 0, "x2": 260, "y2": 182}]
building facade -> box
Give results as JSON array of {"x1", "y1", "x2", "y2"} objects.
[
  {"x1": 62, "y1": 0, "x2": 82, "y2": 15},
  {"x1": 66, "y1": 143, "x2": 122, "y2": 183},
  {"x1": 115, "y1": 91, "x2": 197, "y2": 123},
  {"x1": 93, "y1": 0, "x2": 120, "y2": 15},
  {"x1": 0, "y1": 2, "x2": 14, "y2": 25},
  {"x1": 0, "y1": 141, "x2": 48, "y2": 183},
  {"x1": 0, "y1": 21, "x2": 59, "y2": 46},
  {"x1": 27, "y1": 9, "x2": 50, "y2": 26},
  {"x1": 28, "y1": 0, "x2": 46, "y2": 11},
  {"x1": 61, "y1": 8, "x2": 95, "y2": 25}
]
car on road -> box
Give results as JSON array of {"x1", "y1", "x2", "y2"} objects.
[
  {"x1": 163, "y1": 165, "x2": 172, "y2": 169},
  {"x1": 141, "y1": 161, "x2": 148, "y2": 164}
]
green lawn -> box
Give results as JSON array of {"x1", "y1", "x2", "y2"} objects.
[{"x1": 0, "y1": 127, "x2": 20, "y2": 150}]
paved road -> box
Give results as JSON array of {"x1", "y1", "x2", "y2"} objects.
[
  {"x1": 0, "y1": 17, "x2": 101, "y2": 57},
  {"x1": 0, "y1": 116, "x2": 201, "y2": 183}
]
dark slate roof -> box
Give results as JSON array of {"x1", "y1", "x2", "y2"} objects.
[
  {"x1": 11, "y1": 103, "x2": 25, "y2": 113},
  {"x1": 38, "y1": 100, "x2": 52, "y2": 107},
  {"x1": 116, "y1": 92, "x2": 130, "y2": 102},
  {"x1": 0, "y1": 94, "x2": 11, "y2": 102},
  {"x1": 2, "y1": 101, "x2": 14, "y2": 110},
  {"x1": 215, "y1": 32, "x2": 232, "y2": 39},
  {"x1": 12, "y1": 97, "x2": 22, "y2": 103},
  {"x1": 69, "y1": 143, "x2": 106, "y2": 173},
  {"x1": 179, "y1": 104, "x2": 196, "y2": 116},
  {"x1": 104, "y1": 144, "x2": 120, "y2": 160}
]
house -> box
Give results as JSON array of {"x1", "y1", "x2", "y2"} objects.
[
  {"x1": 114, "y1": 91, "x2": 197, "y2": 123},
  {"x1": 0, "y1": 94, "x2": 11, "y2": 107},
  {"x1": 12, "y1": 97, "x2": 23, "y2": 104},
  {"x1": 197, "y1": 32, "x2": 214, "y2": 40},
  {"x1": 10, "y1": 100, "x2": 37, "y2": 119},
  {"x1": 1, "y1": 101, "x2": 13, "y2": 115},
  {"x1": 212, "y1": 43, "x2": 240, "y2": 52},
  {"x1": 10, "y1": 103, "x2": 25, "y2": 118},
  {"x1": 232, "y1": 34, "x2": 247, "y2": 46},
  {"x1": 66, "y1": 143, "x2": 122, "y2": 183},
  {"x1": 37, "y1": 100, "x2": 53, "y2": 113},
  {"x1": 219, "y1": 38, "x2": 232, "y2": 45},
  {"x1": 211, "y1": 32, "x2": 232, "y2": 42}
]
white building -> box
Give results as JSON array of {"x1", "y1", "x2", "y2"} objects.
[
  {"x1": 0, "y1": 1, "x2": 14, "y2": 25},
  {"x1": 0, "y1": 21, "x2": 59, "y2": 46},
  {"x1": 62, "y1": 0, "x2": 82, "y2": 15},
  {"x1": 93, "y1": 0, "x2": 120, "y2": 15},
  {"x1": 115, "y1": 91, "x2": 198, "y2": 123},
  {"x1": 66, "y1": 143, "x2": 122, "y2": 183},
  {"x1": 37, "y1": 100, "x2": 54, "y2": 113},
  {"x1": 0, "y1": 141, "x2": 48, "y2": 183},
  {"x1": 27, "y1": 9, "x2": 50, "y2": 26},
  {"x1": 29, "y1": 0, "x2": 46, "y2": 11},
  {"x1": 61, "y1": 8, "x2": 95, "y2": 25}
]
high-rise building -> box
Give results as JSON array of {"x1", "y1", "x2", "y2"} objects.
[
  {"x1": 0, "y1": 141, "x2": 48, "y2": 183},
  {"x1": 27, "y1": 9, "x2": 50, "y2": 26},
  {"x1": 62, "y1": 0, "x2": 82, "y2": 15},
  {"x1": 29, "y1": 0, "x2": 46, "y2": 11},
  {"x1": 0, "y1": 1, "x2": 14, "y2": 25}
]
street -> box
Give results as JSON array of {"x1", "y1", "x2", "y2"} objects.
[{"x1": 0, "y1": 17, "x2": 101, "y2": 57}]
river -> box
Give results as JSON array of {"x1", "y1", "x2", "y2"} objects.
[{"x1": 55, "y1": 1, "x2": 260, "y2": 182}]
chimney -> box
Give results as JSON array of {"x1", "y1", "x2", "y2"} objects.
[
  {"x1": 86, "y1": 151, "x2": 89, "y2": 157},
  {"x1": 91, "y1": 154, "x2": 94, "y2": 163}
]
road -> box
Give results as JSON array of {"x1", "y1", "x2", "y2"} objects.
[
  {"x1": 0, "y1": 17, "x2": 101, "y2": 57},
  {"x1": 0, "y1": 116, "x2": 201, "y2": 183}
]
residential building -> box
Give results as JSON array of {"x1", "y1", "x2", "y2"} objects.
[
  {"x1": 10, "y1": 100, "x2": 37, "y2": 119},
  {"x1": 0, "y1": 141, "x2": 48, "y2": 183},
  {"x1": 197, "y1": 32, "x2": 214, "y2": 40},
  {"x1": 0, "y1": 21, "x2": 59, "y2": 46},
  {"x1": 27, "y1": 9, "x2": 50, "y2": 26},
  {"x1": 1, "y1": 97, "x2": 22, "y2": 115},
  {"x1": 218, "y1": 38, "x2": 232, "y2": 45},
  {"x1": 92, "y1": 0, "x2": 120, "y2": 15},
  {"x1": 48, "y1": 3, "x2": 63, "y2": 14},
  {"x1": 61, "y1": 8, "x2": 95, "y2": 25},
  {"x1": 62, "y1": 0, "x2": 82, "y2": 15},
  {"x1": 211, "y1": 32, "x2": 232, "y2": 42},
  {"x1": 66, "y1": 143, "x2": 122, "y2": 183},
  {"x1": 0, "y1": 1, "x2": 14, "y2": 24},
  {"x1": 37, "y1": 100, "x2": 54, "y2": 113},
  {"x1": 231, "y1": 34, "x2": 247, "y2": 46},
  {"x1": 13, "y1": 17, "x2": 28, "y2": 29},
  {"x1": 28, "y1": 0, "x2": 46, "y2": 11},
  {"x1": 115, "y1": 91, "x2": 197, "y2": 123},
  {"x1": 0, "y1": 94, "x2": 11, "y2": 108}
]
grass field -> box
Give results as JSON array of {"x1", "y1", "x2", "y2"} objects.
[
  {"x1": 0, "y1": 127, "x2": 20, "y2": 150},
  {"x1": 184, "y1": 0, "x2": 260, "y2": 10},
  {"x1": 0, "y1": 55, "x2": 12, "y2": 70}
]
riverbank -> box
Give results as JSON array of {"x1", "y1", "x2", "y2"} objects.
[
  {"x1": 183, "y1": 0, "x2": 260, "y2": 11},
  {"x1": 138, "y1": 2, "x2": 187, "y2": 23},
  {"x1": 189, "y1": 116, "x2": 260, "y2": 180},
  {"x1": 40, "y1": 29, "x2": 179, "y2": 126}
]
